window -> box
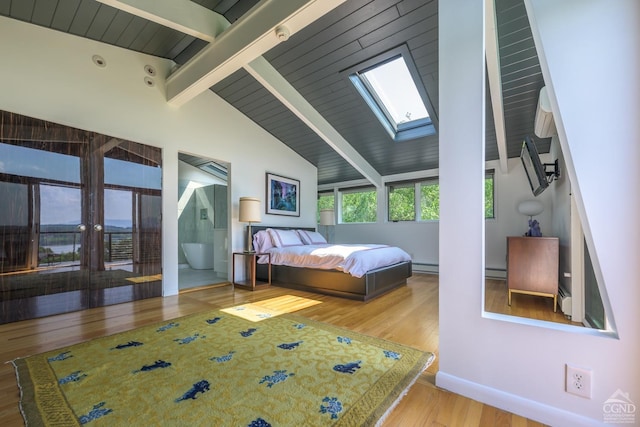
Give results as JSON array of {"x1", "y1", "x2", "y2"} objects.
[
  {"x1": 347, "y1": 46, "x2": 436, "y2": 142},
  {"x1": 387, "y1": 179, "x2": 439, "y2": 221},
  {"x1": 317, "y1": 192, "x2": 334, "y2": 223},
  {"x1": 341, "y1": 187, "x2": 377, "y2": 223},
  {"x1": 388, "y1": 184, "x2": 415, "y2": 221},
  {"x1": 386, "y1": 171, "x2": 494, "y2": 222},
  {"x1": 420, "y1": 181, "x2": 440, "y2": 220},
  {"x1": 485, "y1": 171, "x2": 495, "y2": 219}
]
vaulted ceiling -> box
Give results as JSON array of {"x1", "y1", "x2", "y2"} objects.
[{"x1": 0, "y1": 0, "x2": 550, "y2": 186}]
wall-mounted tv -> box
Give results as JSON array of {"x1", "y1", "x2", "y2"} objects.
[{"x1": 520, "y1": 135, "x2": 549, "y2": 196}]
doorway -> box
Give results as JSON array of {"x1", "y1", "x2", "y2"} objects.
[
  {"x1": 0, "y1": 111, "x2": 162, "y2": 324},
  {"x1": 177, "y1": 153, "x2": 229, "y2": 290}
]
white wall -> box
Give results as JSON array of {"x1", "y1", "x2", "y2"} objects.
[
  {"x1": 485, "y1": 156, "x2": 554, "y2": 272},
  {"x1": 437, "y1": 1, "x2": 640, "y2": 426},
  {"x1": 335, "y1": 221, "x2": 439, "y2": 268},
  {"x1": 0, "y1": 17, "x2": 318, "y2": 293}
]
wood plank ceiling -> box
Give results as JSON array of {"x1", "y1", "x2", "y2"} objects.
[{"x1": 0, "y1": 0, "x2": 550, "y2": 186}]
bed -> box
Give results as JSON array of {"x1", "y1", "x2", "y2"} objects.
[{"x1": 251, "y1": 226, "x2": 412, "y2": 301}]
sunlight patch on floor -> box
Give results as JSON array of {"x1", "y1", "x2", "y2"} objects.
[{"x1": 221, "y1": 295, "x2": 322, "y2": 322}]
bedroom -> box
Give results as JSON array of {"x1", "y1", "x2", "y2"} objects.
[{"x1": 0, "y1": 1, "x2": 638, "y2": 426}]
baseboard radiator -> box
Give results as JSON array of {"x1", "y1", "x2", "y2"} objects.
[{"x1": 558, "y1": 287, "x2": 572, "y2": 318}]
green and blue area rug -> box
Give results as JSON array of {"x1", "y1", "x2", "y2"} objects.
[{"x1": 12, "y1": 301, "x2": 434, "y2": 426}]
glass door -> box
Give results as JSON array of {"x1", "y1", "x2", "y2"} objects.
[{"x1": 0, "y1": 110, "x2": 162, "y2": 323}]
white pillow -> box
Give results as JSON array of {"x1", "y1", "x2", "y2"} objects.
[
  {"x1": 267, "y1": 228, "x2": 304, "y2": 248},
  {"x1": 253, "y1": 230, "x2": 274, "y2": 253},
  {"x1": 296, "y1": 229, "x2": 327, "y2": 245}
]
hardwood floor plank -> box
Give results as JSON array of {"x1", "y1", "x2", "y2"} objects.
[{"x1": 0, "y1": 273, "x2": 548, "y2": 426}]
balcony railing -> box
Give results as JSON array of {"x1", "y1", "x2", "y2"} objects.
[{"x1": 39, "y1": 231, "x2": 134, "y2": 266}]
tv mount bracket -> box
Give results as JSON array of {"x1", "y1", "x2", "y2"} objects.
[{"x1": 544, "y1": 159, "x2": 561, "y2": 183}]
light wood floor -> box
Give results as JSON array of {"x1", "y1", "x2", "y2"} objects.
[
  {"x1": 0, "y1": 274, "x2": 547, "y2": 426},
  {"x1": 485, "y1": 278, "x2": 583, "y2": 327}
]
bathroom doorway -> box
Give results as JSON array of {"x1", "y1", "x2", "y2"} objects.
[{"x1": 177, "y1": 153, "x2": 229, "y2": 290}]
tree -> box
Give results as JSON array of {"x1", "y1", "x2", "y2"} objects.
[{"x1": 342, "y1": 190, "x2": 376, "y2": 223}]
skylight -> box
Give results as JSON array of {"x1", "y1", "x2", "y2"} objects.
[
  {"x1": 348, "y1": 49, "x2": 436, "y2": 142},
  {"x1": 360, "y1": 56, "x2": 429, "y2": 127}
]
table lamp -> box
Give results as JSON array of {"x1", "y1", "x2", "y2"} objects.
[{"x1": 239, "y1": 197, "x2": 261, "y2": 253}]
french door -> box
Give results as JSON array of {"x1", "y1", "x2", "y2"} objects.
[{"x1": 0, "y1": 111, "x2": 162, "y2": 323}]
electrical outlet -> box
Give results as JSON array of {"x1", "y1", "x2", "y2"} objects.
[{"x1": 566, "y1": 364, "x2": 592, "y2": 398}]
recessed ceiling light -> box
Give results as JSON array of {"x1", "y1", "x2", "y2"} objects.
[
  {"x1": 144, "y1": 77, "x2": 155, "y2": 87},
  {"x1": 144, "y1": 64, "x2": 156, "y2": 76},
  {"x1": 92, "y1": 55, "x2": 106, "y2": 68}
]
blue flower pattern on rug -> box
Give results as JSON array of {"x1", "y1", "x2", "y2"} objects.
[
  {"x1": 132, "y1": 360, "x2": 172, "y2": 374},
  {"x1": 293, "y1": 323, "x2": 306, "y2": 329},
  {"x1": 259, "y1": 370, "x2": 294, "y2": 388},
  {"x1": 240, "y1": 328, "x2": 257, "y2": 337},
  {"x1": 175, "y1": 380, "x2": 210, "y2": 402},
  {"x1": 257, "y1": 313, "x2": 272, "y2": 319},
  {"x1": 156, "y1": 322, "x2": 179, "y2": 332},
  {"x1": 47, "y1": 351, "x2": 72, "y2": 362},
  {"x1": 383, "y1": 350, "x2": 401, "y2": 360},
  {"x1": 58, "y1": 371, "x2": 87, "y2": 385},
  {"x1": 277, "y1": 341, "x2": 302, "y2": 350},
  {"x1": 319, "y1": 396, "x2": 343, "y2": 420},
  {"x1": 110, "y1": 341, "x2": 143, "y2": 350},
  {"x1": 333, "y1": 361, "x2": 362, "y2": 374},
  {"x1": 206, "y1": 317, "x2": 222, "y2": 324},
  {"x1": 78, "y1": 402, "x2": 112, "y2": 424},
  {"x1": 174, "y1": 333, "x2": 204, "y2": 345},
  {"x1": 210, "y1": 351, "x2": 235, "y2": 363},
  {"x1": 248, "y1": 418, "x2": 271, "y2": 427},
  {"x1": 337, "y1": 336, "x2": 351, "y2": 345}
]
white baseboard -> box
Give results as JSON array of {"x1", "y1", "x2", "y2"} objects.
[{"x1": 435, "y1": 371, "x2": 603, "y2": 427}]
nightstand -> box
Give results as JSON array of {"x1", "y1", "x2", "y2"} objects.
[{"x1": 232, "y1": 252, "x2": 271, "y2": 291}]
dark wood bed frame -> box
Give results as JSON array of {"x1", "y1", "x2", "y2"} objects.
[{"x1": 251, "y1": 226, "x2": 412, "y2": 301}]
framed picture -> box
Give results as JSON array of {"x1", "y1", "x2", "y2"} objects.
[{"x1": 266, "y1": 172, "x2": 300, "y2": 216}]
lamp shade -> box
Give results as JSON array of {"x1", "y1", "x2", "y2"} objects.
[
  {"x1": 517, "y1": 199, "x2": 544, "y2": 217},
  {"x1": 239, "y1": 197, "x2": 261, "y2": 222},
  {"x1": 319, "y1": 209, "x2": 335, "y2": 226}
]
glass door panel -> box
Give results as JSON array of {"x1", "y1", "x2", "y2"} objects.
[
  {"x1": 39, "y1": 184, "x2": 82, "y2": 269},
  {"x1": 0, "y1": 181, "x2": 31, "y2": 273}
]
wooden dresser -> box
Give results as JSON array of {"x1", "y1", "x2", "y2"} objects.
[{"x1": 506, "y1": 236, "x2": 559, "y2": 311}]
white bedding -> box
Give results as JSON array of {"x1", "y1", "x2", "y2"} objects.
[{"x1": 257, "y1": 244, "x2": 411, "y2": 278}]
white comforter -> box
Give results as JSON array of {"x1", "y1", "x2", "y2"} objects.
[{"x1": 258, "y1": 244, "x2": 411, "y2": 278}]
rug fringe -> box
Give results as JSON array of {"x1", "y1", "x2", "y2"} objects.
[
  {"x1": 8, "y1": 359, "x2": 29, "y2": 426},
  {"x1": 374, "y1": 353, "x2": 436, "y2": 427}
]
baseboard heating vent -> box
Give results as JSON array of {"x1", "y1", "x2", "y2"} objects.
[
  {"x1": 558, "y1": 287, "x2": 572, "y2": 318},
  {"x1": 485, "y1": 268, "x2": 506, "y2": 279},
  {"x1": 412, "y1": 263, "x2": 438, "y2": 274}
]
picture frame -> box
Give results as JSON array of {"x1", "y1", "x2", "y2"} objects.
[{"x1": 266, "y1": 172, "x2": 300, "y2": 216}]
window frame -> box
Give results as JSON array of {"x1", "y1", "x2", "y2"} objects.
[{"x1": 344, "y1": 45, "x2": 437, "y2": 142}]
